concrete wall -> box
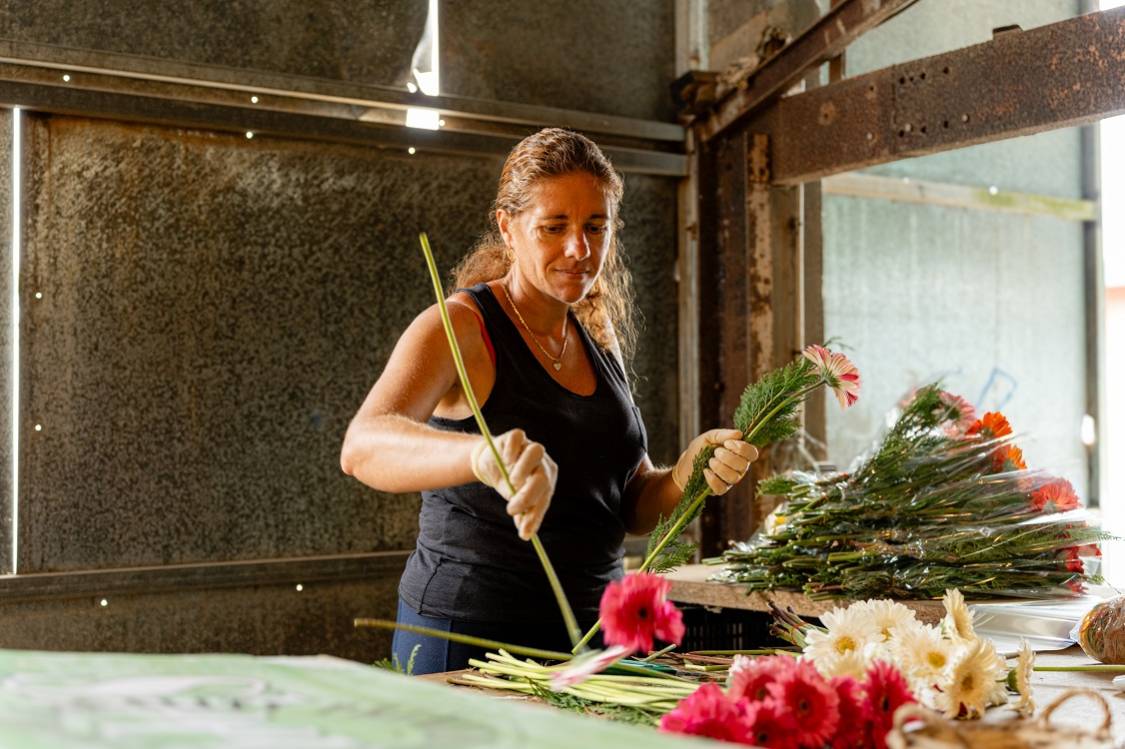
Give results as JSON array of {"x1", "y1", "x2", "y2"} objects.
[
  {"x1": 0, "y1": 3, "x2": 681, "y2": 658},
  {"x1": 821, "y1": 1, "x2": 1090, "y2": 498}
]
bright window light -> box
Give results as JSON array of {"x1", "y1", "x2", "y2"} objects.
[{"x1": 405, "y1": 108, "x2": 441, "y2": 131}]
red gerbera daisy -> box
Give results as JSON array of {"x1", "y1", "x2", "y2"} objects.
[
  {"x1": 658, "y1": 683, "x2": 754, "y2": 744},
  {"x1": 728, "y1": 654, "x2": 796, "y2": 702},
  {"x1": 830, "y1": 676, "x2": 869, "y2": 749},
  {"x1": 599, "y1": 572, "x2": 685, "y2": 654},
  {"x1": 746, "y1": 698, "x2": 799, "y2": 749},
  {"x1": 1061, "y1": 547, "x2": 1085, "y2": 574},
  {"x1": 967, "y1": 412, "x2": 1012, "y2": 439},
  {"x1": 1030, "y1": 478, "x2": 1080, "y2": 513},
  {"x1": 862, "y1": 660, "x2": 915, "y2": 749},
  {"x1": 766, "y1": 658, "x2": 839, "y2": 748}
]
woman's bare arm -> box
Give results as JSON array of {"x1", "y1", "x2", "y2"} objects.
[{"x1": 340, "y1": 300, "x2": 492, "y2": 493}]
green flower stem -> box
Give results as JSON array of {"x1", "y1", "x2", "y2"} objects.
[
  {"x1": 355, "y1": 618, "x2": 573, "y2": 661},
  {"x1": 686, "y1": 648, "x2": 795, "y2": 656},
  {"x1": 419, "y1": 233, "x2": 582, "y2": 650},
  {"x1": 640, "y1": 643, "x2": 678, "y2": 662},
  {"x1": 572, "y1": 386, "x2": 820, "y2": 654}
]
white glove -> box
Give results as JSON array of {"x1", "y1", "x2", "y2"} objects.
[
  {"x1": 671, "y1": 428, "x2": 758, "y2": 495},
  {"x1": 471, "y1": 428, "x2": 557, "y2": 541}
]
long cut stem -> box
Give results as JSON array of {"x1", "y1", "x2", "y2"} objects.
[{"x1": 419, "y1": 233, "x2": 582, "y2": 650}]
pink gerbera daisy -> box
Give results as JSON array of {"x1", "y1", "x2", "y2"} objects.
[
  {"x1": 803, "y1": 345, "x2": 861, "y2": 409},
  {"x1": 938, "y1": 391, "x2": 977, "y2": 436},
  {"x1": 728, "y1": 654, "x2": 797, "y2": 702},
  {"x1": 767, "y1": 658, "x2": 839, "y2": 749},
  {"x1": 599, "y1": 572, "x2": 685, "y2": 654},
  {"x1": 658, "y1": 683, "x2": 754, "y2": 744},
  {"x1": 830, "y1": 676, "x2": 869, "y2": 749},
  {"x1": 863, "y1": 660, "x2": 915, "y2": 749}
]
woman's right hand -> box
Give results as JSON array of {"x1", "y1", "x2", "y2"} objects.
[{"x1": 470, "y1": 429, "x2": 557, "y2": 541}]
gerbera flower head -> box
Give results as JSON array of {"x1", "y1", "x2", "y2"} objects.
[
  {"x1": 549, "y1": 645, "x2": 629, "y2": 690},
  {"x1": 599, "y1": 572, "x2": 685, "y2": 654},
  {"x1": 805, "y1": 606, "x2": 882, "y2": 670},
  {"x1": 990, "y1": 444, "x2": 1027, "y2": 473},
  {"x1": 863, "y1": 660, "x2": 915, "y2": 749},
  {"x1": 938, "y1": 391, "x2": 977, "y2": 436},
  {"x1": 1007, "y1": 638, "x2": 1036, "y2": 717},
  {"x1": 892, "y1": 624, "x2": 954, "y2": 691},
  {"x1": 938, "y1": 639, "x2": 1006, "y2": 719},
  {"x1": 830, "y1": 676, "x2": 868, "y2": 749},
  {"x1": 803, "y1": 344, "x2": 861, "y2": 409},
  {"x1": 854, "y1": 599, "x2": 920, "y2": 643},
  {"x1": 766, "y1": 658, "x2": 839, "y2": 748},
  {"x1": 745, "y1": 698, "x2": 799, "y2": 749},
  {"x1": 1030, "y1": 478, "x2": 1080, "y2": 513},
  {"x1": 941, "y1": 589, "x2": 976, "y2": 642},
  {"x1": 967, "y1": 411, "x2": 1012, "y2": 439},
  {"x1": 658, "y1": 683, "x2": 754, "y2": 744},
  {"x1": 728, "y1": 654, "x2": 795, "y2": 702}
]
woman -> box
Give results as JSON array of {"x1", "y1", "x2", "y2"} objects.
[{"x1": 340, "y1": 128, "x2": 757, "y2": 674}]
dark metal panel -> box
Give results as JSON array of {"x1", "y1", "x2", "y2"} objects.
[
  {"x1": 697, "y1": 0, "x2": 920, "y2": 141},
  {"x1": 763, "y1": 7, "x2": 1125, "y2": 184},
  {"x1": 700, "y1": 130, "x2": 749, "y2": 557},
  {"x1": 440, "y1": 0, "x2": 678, "y2": 123},
  {"x1": 17, "y1": 114, "x2": 502, "y2": 572},
  {"x1": 0, "y1": 575, "x2": 401, "y2": 661},
  {"x1": 0, "y1": 551, "x2": 407, "y2": 602},
  {"x1": 0, "y1": 0, "x2": 426, "y2": 88}
]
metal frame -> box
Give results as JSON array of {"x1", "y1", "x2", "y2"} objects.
[
  {"x1": 690, "y1": 3, "x2": 1124, "y2": 545},
  {"x1": 0, "y1": 40, "x2": 687, "y2": 177}
]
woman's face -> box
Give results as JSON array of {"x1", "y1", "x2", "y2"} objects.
[{"x1": 498, "y1": 171, "x2": 613, "y2": 305}]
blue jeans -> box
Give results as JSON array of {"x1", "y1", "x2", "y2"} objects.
[{"x1": 390, "y1": 598, "x2": 600, "y2": 675}]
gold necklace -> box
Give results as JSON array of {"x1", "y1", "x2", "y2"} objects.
[{"x1": 500, "y1": 283, "x2": 569, "y2": 371}]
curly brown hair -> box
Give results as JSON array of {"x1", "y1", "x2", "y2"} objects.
[{"x1": 451, "y1": 128, "x2": 638, "y2": 363}]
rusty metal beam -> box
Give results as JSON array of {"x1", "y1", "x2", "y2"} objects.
[
  {"x1": 760, "y1": 6, "x2": 1125, "y2": 185},
  {"x1": 697, "y1": 0, "x2": 919, "y2": 142}
]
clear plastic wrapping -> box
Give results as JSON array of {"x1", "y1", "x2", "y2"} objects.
[{"x1": 1077, "y1": 595, "x2": 1125, "y2": 664}]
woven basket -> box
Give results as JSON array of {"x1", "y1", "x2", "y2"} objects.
[{"x1": 885, "y1": 689, "x2": 1119, "y2": 749}]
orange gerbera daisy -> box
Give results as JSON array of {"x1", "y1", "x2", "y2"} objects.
[
  {"x1": 991, "y1": 445, "x2": 1027, "y2": 473},
  {"x1": 967, "y1": 412, "x2": 1012, "y2": 439}
]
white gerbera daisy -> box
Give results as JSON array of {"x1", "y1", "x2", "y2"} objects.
[
  {"x1": 804, "y1": 606, "x2": 882, "y2": 670},
  {"x1": 942, "y1": 588, "x2": 976, "y2": 641},
  {"x1": 855, "y1": 599, "x2": 921, "y2": 643},
  {"x1": 938, "y1": 638, "x2": 1007, "y2": 719},
  {"x1": 1009, "y1": 638, "x2": 1035, "y2": 716},
  {"x1": 810, "y1": 647, "x2": 870, "y2": 680},
  {"x1": 893, "y1": 624, "x2": 955, "y2": 690}
]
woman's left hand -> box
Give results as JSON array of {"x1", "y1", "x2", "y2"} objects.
[{"x1": 671, "y1": 429, "x2": 758, "y2": 496}]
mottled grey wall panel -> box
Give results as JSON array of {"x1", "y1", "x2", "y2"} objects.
[
  {"x1": 620, "y1": 174, "x2": 679, "y2": 464},
  {"x1": 19, "y1": 115, "x2": 498, "y2": 572},
  {"x1": 439, "y1": 0, "x2": 677, "y2": 121},
  {"x1": 0, "y1": 110, "x2": 9, "y2": 575},
  {"x1": 18, "y1": 115, "x2": 681, "y2": 573},
  {"x1": 823, "y1": 197, "x2": 1087, "y2": 496},
  {"x1": 0, "y1": 1, "x2": 426, "y2": 86},
  {"x1": 0, "y1": 577, "x2": 397, "y2": 661}
]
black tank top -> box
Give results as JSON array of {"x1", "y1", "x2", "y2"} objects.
[{"x1": 398, "y1": 283, "x2": 649, "y2": 622}]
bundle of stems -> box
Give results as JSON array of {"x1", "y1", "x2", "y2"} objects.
[
  {"x1": 573, "y1": 350, "x2": 857, "y2": 652},
  {"x1": 455, "y1": 650, "x2": 700, "y2": 717},
  {"x1": 719, "y1": 384, "x2": 1107, "y2": 600}
]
